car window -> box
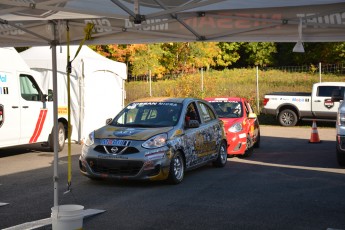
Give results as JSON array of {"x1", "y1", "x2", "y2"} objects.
[
  {"x1": 317, "y1": 86, "x2": 345, "y2": 97},
  {"x1": 113, "y1": 102, "x2": 182, "y2": 127},
  {"x1": 19, "y1": 74, "x2": 42, "y2": 101},
  {"x1": 246, "y1": 101, "x2": 254, "y2": 113},
  {"x1": 198, "y1": 101, "x2": 216, "y2": 123},
  {"x1": 208, "y1": 100, "x2": 243, "y2": 118},
  {"x1": 243, "y1": 101, "x2": 250, "y2": 116},
  {"x1": 185, "y1": 102, "x2": 200, "y2": 123}
]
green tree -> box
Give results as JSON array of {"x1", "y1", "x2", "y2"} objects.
[{"x1": 244, "y1": 42, "x2": 277, "y2": 67}]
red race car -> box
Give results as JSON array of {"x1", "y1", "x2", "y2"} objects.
[{"x1": 205, "y1": 97, "x2": 260, "y2": 157}]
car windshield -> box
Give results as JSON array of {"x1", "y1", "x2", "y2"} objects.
[
  {"x1": 209, "y1": 101, "x2": 243, "y2": 118},
  {"x1": 111, "y1": 102, "x2": 183, "y2": 127}
]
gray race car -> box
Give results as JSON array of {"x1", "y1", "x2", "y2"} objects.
[{"x1": 79, "y1": 97, "x2": 227, "y2": 184}]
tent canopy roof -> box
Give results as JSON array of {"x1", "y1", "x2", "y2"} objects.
[
  {"x1": 20, "y1": 45, "x2": 127, "y2": 79},
  {"x1": 1, "y1": 0, "x2": 345, "y2": 47}
]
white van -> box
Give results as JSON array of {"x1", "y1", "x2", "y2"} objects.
[{"x1": 0, "y1": 47, "x2": 66, "y2": 151}]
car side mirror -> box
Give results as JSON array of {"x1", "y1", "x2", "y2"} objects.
[
  {"x1": 106, "y1": 118, "x2": 113, "y2": 125},
  {"x1": 331, "y1": 89, "x2": 343, "y2": 102},
  {"x1": 187, "y1": 119, "x2": 200, "y2": 128},
  {"x1": 248, "y1": 113, "x2": 257, "y2": 119},
  {"x1": 47, "y1": 89, "x2": 54, "y2": 101},
  {"x1": 41, "y1": 94, "x2": 47, "y2": 102}
]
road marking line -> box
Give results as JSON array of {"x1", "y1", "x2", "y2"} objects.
[
  {"x1": 2, "y1": 209, "x2": 106, "y2": 230},
  {"x1": 0, "y1": 184, "x2": 9, "y2": 207},
  {"x1": 230, "y1": 158, "x2": 345, "y2": 174}
]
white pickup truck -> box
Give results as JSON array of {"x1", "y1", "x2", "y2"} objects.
[{"x1": 262, "y1": 82, "x2": 345, "y2": 127}]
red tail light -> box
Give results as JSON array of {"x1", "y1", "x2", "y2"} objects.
[{"x1": 263, "y1": 98, "x2": 269, "y2": 106}]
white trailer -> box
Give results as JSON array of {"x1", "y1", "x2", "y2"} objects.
[{"x1": 20, "y1": 45, "x2": 127, "y2": 143}]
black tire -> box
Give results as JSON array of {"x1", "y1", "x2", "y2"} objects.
[
  {"x1": 49, "y1": 122, "x2": 66, "y2": 152},
  {"x1": 278, "y1": 109, "x2": 298, "y2": 127},
  {"x1": 336, "y1": 143, "x2": 345, "y2": 167},
  {"x1": 241, "y1": 135, "x2": 253, "y2": 158},
  {"x1": 168, "y1": 151, "x2": 185, "y2": 184},
  {"x1": 213, "y1": 141, "x2": 227, "y2": 167},
  {"x1": 253, "y1": 131, "x2": 260, "y2": 148}
]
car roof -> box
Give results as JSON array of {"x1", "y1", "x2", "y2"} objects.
[
  {"x1": 204, "y1": 97, "x2": 243, "y2": 102},
  {"x1": 132, "y1": 97, "x2": 196, "y2": 104}
]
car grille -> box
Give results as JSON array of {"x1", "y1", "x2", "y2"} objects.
[
  {"x1": 89, "y1": 158, "x2": 143, "y2": 176},
  {"x1": 94, "y1": 145, "x2": 139, "y2": 154}
]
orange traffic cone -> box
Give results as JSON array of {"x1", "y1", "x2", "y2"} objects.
[{"x1": 309, "y1": 120, "x2": 321, "y2": 143}]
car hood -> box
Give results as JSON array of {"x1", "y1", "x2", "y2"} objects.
[
  {"x1": 94, "y1": 126, "x2": 173, "y2": 141},
  {"x1": 220, "y1": 117, "x2": 243, "y2": 129}
]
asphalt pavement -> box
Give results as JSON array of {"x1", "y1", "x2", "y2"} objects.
[{"x1": 1, "y1": 125, "x2": 345, "y2": 230}]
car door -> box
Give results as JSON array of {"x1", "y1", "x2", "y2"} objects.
[
  {"x1": 19, "y1": 74, "x2": 48, "y2": 144},
  {"x1": 243, "y1": 99, "x2": 258, "y2": 138},
  {"x1": 312, "y1": 85, "x2": 344, "y2": 118},
  {"x1": 195, "y1": 101, "x2": 221, "y2": 161}
]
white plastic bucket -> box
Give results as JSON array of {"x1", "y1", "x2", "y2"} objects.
[{"x1": 51, "y1": 204, "x2": 84, "y2": 230}]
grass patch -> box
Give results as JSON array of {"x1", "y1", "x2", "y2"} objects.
[{"x1": 125, "y1": 69, "x2": 344, "y2": 126}]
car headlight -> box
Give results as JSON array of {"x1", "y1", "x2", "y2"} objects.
[
  {"x1": 228, "y1": 122, "x2": 243, "y2": 133},
  {"x1": 338, "y1": 113, "x2": 345, "y2": 126},
  {"x1": 85, "y1": 131, "x2": 95, "y2": 146},
  {"x1": 142, "y1": 133, "x2": 167, "y2": 149}
]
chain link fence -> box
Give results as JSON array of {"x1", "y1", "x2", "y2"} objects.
[{"x1": 265, "y1": 63, "x2": 345, "y2": 75}]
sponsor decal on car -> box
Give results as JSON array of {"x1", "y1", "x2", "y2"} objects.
[
  {"x1": 324, "y1": 99, "x2": 334, "y2": 109},
  {"x1": 292, "y1": 98, "x2": 308, "y2": 102},
  {"x1": 98, "y1": 154, "x2": 128, "y2": 159},
  {"x1": 145, "y1": 149, "x2": 166, "y2": 160},
  {"x1": 100, "y1": 139, "x2": 131, "y2": 146},
  {"x1": 129, "y1": 102, "x2": 179, "y2": 109},
  {"x1": 0, "y1": 104, "x2": 3, "y2": 128},
  {"x1": 212, "y1": 98, "x2": 229, "y2": 101},
  {"x1": 239, "y1": 133, "x2": 246, "y2": 139},
  {"x1": 113, "y1": 128, "x2": 140, "y2": 137}
]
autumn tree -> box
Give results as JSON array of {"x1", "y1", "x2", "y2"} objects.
[
  {"x1": 215, "y1": 42, "x2": 241, "y2": 68},
  {"x1": 160, "y1": 42, "x2": 220, "y2": 75},
  {"x1": 131, "y1": 43, "x2": 166, "y2": 77}
]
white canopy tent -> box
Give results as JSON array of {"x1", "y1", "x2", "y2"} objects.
[
  {"x1": 1, "y1": 0, "x2": 345, "y2": 47},
  {"x1": 20, "y1": 45, "x2": 127, "y2": 143},
  {"x1": 1, "y1": 0, "x2": 345, "y2": 225}
]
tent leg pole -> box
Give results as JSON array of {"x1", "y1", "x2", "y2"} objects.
[{"x1": 51, "y1": 25, "x2": 59, "y2": 208}]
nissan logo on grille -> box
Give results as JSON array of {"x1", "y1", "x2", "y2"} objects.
[{"x1": 110, "y1": 147, "x2": 119, "y2": 154}]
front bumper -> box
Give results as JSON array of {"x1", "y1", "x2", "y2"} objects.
[
  {"x1": 79, "y1": 144, "x2": 172, "y2": 181},
  {"x1": 336, "y1": 135, "x2": 345, "y2": 151},
  {"x1": 225, "y1": 132, "x2": 247, "y2": 155}
]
